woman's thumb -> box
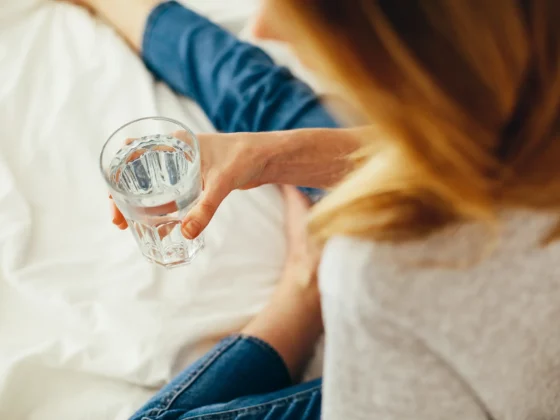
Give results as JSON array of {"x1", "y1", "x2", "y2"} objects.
[{"x1": 181, "y1": 188, "x2": 227, "y2": 239}]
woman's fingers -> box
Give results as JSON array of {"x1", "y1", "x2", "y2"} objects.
[
  {"x1": 281, "y1": 186, "x2": 321, "y2": 283},
  {"x1": 108, "y1": 138, "x2": 136, "y2": 230},
  {"x1": 281, "y1": 185, "x2": 311, "y2": 246},
  {"x1": 117, "y1": 220, "x2": 129, "y2": 230},
  {"x1": 110, "y1": 199, "x2": 127, "y2": 228}
]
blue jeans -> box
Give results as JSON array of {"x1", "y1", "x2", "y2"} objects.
[
  {"x1": 130, "y1": 336, "x2": 322, "y2": 420},
  {"x1": 142, "y1": 1, "x2": 338, "y2": 202},
  {"x1": 132, "y1": 2, "x2": 334, "y2": 418}
]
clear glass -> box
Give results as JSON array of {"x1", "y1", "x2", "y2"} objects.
[{"x1": 100, "y1": 117, "x2": 204, "y2": 268}]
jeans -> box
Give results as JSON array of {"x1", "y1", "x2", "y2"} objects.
[
  {"x1": 130, "y1": 336, "x2": 322, "y2": 420},
  {"x1": 133, "y1": 2, "x2": 334, "y2": 418},
  {"x1": 142, "y1": 1, "x2": 338, "y2": 202}
]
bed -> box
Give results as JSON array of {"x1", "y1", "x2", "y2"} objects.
[{"x1": 0, "y1": 1, "x2": 320, "y2": 418}]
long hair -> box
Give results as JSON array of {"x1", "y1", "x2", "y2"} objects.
[{"x1": 276, "y1": 0, "x2": 560, "y2": 243}]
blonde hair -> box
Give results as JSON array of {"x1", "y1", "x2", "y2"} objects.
[{"x1": 276, "y1": 0, "x2": 560, "y2": 243}]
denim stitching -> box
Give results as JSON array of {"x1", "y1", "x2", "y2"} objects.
[
  {"x1": 239, "y1": 335, "x2": 292, "y2": 383},
  {"x1": 183, "y1": 384, "x2": 322, "y2": 419},
  {"x1": 137, "y1": 335, "x2": 314, "y2": 420},
  {"x1": 240, "y1": 336, "x2": 283, "y2": 360},
  {"x1": 143, "y1": 336, "x2": 242, "y2": 420},
  {"x1": 160, "y1": 336, "x2": 242, "y2": 414}
]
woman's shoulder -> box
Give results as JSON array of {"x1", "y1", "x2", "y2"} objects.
[
  {"x1": 319, "y1": 211, "x2": 560, "y2": 415},
  {"x1": 318, "y1": 210, "x2": 560, "y2": 312}
]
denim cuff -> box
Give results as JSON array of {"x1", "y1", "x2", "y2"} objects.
[
  {"x1": 297, "y1": 187, "x2": 326, "y2": 204},
  {"x1": 142, "y1": 1, "x2": 179, "y2": 58},
  {"x1": 142, "y1": 1, "x2": 206, "y2": 93},
  {"x1": 237, "y1": 334, "x2": 293, "y2": 384}
]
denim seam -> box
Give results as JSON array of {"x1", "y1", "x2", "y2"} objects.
[
  {"x1": 142, "y1": 336, "x2": 242, "y2": 420},
  {"x1": 183, "y1": 384, "x2": 322, "y2": 420},
  {"x1": 239, "y1": 335, "x2": 292, "y2": 384}
]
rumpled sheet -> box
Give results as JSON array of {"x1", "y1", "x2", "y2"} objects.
[{"x1": 0, "y1": 1, "x2": 319, "y2": 418}]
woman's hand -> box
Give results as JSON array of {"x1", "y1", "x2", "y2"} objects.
[
  {"x1": 111, "y1": 132, "x2": 272, "y2": 238},
  {"x1": 111, "y1": 127, "x2": 361, "y2": 237},
  {"x1": 280, "y1": 185, "x2": 321, "y2": 287},
  {"x1": 178, "y1": 132, "x2": 270, "y2": 239}
]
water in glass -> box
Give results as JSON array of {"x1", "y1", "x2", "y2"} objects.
[{"x1": 109, "y1": 134, "x2": 204, "y2": 267}]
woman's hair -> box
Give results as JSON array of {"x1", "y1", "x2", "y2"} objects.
[{"x1": 277, "y1": 0, "x2": 560, "y2": 243}]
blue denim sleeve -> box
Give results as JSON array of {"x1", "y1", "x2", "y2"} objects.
[{"x1": 141, "y1": 1, "x2": 339, "y2": 134}]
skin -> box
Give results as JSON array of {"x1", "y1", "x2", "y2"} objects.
[
  {"x1": 110, "y1": 128, "x2": 361, "y2": 236},
  {"x1": 180, "y1": 129, "x2": 361, "y2": 239},
  {"x1": 71, "y1": 0, "x2": 361, "y2": 238},
  {"x1": 65, "y1": 0, "x2": 353, "y2": 378},
  {"x1": 242, "y1": 185, "x2": 323, "y2": 380}
]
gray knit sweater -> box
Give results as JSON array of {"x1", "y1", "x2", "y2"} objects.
[{"x1": 319, "y1": 211, "x2": 560, "y2": 420}]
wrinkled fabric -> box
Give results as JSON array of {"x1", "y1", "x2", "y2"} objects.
[{"x1": 0, "y1": 1, "x2": 319, "y2": 419}]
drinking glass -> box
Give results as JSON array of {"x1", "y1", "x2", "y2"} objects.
[{"x1": 100, "y1": 117, "x2": 204, "y2": 268}]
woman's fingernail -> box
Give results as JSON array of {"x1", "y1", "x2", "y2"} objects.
[
  {"x1": 182, "y1": 220, "x2": 201, "y2": 239},
  {"x1": 112, "y1": 217, "x2": 119, "y2": 225}
]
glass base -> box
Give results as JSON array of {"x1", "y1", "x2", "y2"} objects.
[{"x1": 138, "y1": 233, "x2": 205, "y2": 269}]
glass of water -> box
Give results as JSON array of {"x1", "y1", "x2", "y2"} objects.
[{"x1": 100, "y1": 117, "x2": 204, "y2": 268}]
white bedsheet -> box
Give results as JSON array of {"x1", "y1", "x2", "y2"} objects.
[{"x1": 0, "y1": 1, "x2": 315, "y2": 419}]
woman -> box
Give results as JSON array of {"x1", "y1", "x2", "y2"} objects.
[{"x1": 75, "y1": 0, "x2": 560, "y2": 419}]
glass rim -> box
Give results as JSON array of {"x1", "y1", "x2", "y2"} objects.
[{"x1": 99, "y1": 116, "x2": 200, "y2": 199}]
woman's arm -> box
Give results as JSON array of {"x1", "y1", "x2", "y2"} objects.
[
  {"x1": 110, "y1": 126, "x2": 361, "y2": 237},
  {"x1": 176, "y1": 127, "x2": 361, "y2": 239},
  {"x1": 257, "y1": 128, "x2": 363, "y2": 189}
]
